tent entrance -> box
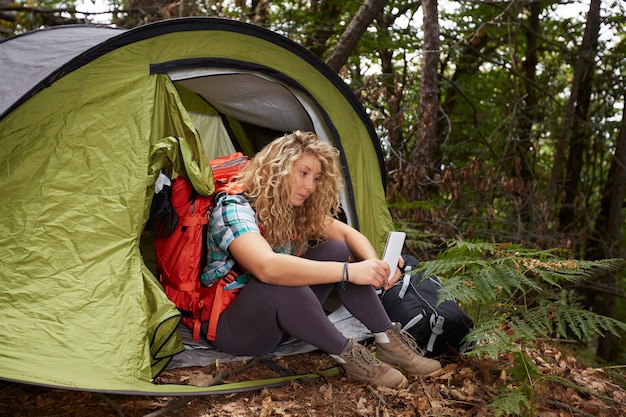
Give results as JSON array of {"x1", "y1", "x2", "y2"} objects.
[{"x1": 158, "y1": 63, "x2": 358, "y2": 228}]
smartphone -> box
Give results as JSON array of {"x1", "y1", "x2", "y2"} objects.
[{"x1": 382, "y1": 231, "x2": 406, "y2": 282}]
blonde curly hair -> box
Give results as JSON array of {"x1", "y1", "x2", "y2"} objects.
[{"x1": 236, "y1": 131, "x2": 343, "y2": 253}]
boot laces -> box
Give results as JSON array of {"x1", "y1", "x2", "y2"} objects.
[
  {"x1": 347, "y1": 342, "x2": 384, "y2": 370},
  {"x1": 394, "y1": 327, "x2": 426, "y2": 356}
]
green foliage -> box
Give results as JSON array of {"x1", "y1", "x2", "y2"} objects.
[
  {"x1": 488, "y1": 385, "x2": 534, "y2": 417},
  {"x1": 419, "y1": 240, "x2": 626, "y2": 352},
  {"x1": 391, "y1": 221, "x2": 439, "y2": 259},
  {"x1": 508, "y1": 350, "x2": 540, "y2": 385},
  {"x1": 266, "y1": 0, "x2": 360, "y2": 57},
  {"x1": 415, "y1": 240, "x2": 626, "y2": 414}
]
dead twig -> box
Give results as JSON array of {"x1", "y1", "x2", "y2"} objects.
[
  {"x1": 97, "y1": 393, "x2": 125, "y2": 417},
  {"x1": 367, "y1": 385, "x2": 387, "y2": 405},
  {"x1": 537, "y1": 397, "x2": 600, "y2": 417}
]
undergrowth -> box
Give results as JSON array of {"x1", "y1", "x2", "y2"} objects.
[{"x1": 415, "y1": 240, "x2": 626, "y2": 416}]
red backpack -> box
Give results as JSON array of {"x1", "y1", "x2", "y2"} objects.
[{"x1": 154, "y1": 152, "x2": 249, "y2": 341}]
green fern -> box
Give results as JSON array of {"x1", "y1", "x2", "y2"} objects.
[
  {"x1": 419, "y1": 241, "x2": 621, "y2": 307},
  {"x1": 488, "y1": 385, "x2": 534, "y2": 417},
  {"x1": 416, "y1": 241, "x2": 624, "y2": 339},
  {"x1": 509, "y1": 350, "x2": 540, "y2": 385},
  {"x1": 438, "y1": 300, "x2": 625, "y2": 359},
  {"x1": 410, "y1": 240, "x2": 626, "y2": 414}
]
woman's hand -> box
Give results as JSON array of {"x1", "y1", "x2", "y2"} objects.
[
  {"x1": 347, "y1": 257, "x2": 404, "y2": 290},
  {"x1": 382, "y1": 256, "x2": 405, "y2": 290}
]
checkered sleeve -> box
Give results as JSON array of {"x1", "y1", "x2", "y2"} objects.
[
  {"x1": 201, "y1": 194, "x2": 260, "y2": 286},
  {"x1": 211, "y1": 194, "x2": 260, "y2": 251}
]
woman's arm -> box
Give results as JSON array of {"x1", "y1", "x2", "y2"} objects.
[
  {"x1": 228, "y1": 231, "x2": 391, "y2": 288},
  {"x1": 323, "y1": 218, "x2": 404, "y2": 290},
  {"x1": 322, "y1": 217, "x2": 378, "y2": 260}
]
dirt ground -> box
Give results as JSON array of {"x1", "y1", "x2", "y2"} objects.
[{"x1": 1, "y1": 341, "x2": 625, "y2": 417}]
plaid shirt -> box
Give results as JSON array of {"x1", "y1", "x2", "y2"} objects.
[{"x1": 201, "y1": 193, "x2": 291, "y2": 289}]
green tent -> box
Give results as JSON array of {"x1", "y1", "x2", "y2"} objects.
[{"x1": 0, "y1": 17, "x2": 394, "y2": 394}]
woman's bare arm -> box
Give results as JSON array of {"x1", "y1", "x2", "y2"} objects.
[
  {"x1": 322, "y1": 217, "x2": 378, "y2": 260},
  {"x1": 323, "y1": 218, "x2": 404, "y2": 290},
  {"x1": 228, "y1": 231, "x2": 391, "y2": 288}
]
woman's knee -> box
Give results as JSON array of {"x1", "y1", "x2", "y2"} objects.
[
  {"x1": 240, "y1": 279, "x2": 321, "y2": 308},
  {"x1": 302, "y1": 240, "x2": 353, "y2": 262}
]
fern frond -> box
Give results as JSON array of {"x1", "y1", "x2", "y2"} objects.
[
  {"x1": 417, "y1": 241, "x2": 624, "y2": 311},
  {"x1": 544, "y1": 302, "x2": 626, "y2": 339},
  {"x1": 488, "y1": 386, "x2": 533, "y2": 417},
  {"x1": 464, "y1": 320, "x2": 519, "y2": 359},
  {"x1": 509, "y1": 350, "x2": 540, "y2": 384},
  {"x1": 465, "y1": 312, "x2": 552, "y2": 360},
  {"x1": 508, "y1": 309, "x2": 553, "y2": 341},
  {"x1": 464, "y1": 302, "x2": 626, "y2": 361}
]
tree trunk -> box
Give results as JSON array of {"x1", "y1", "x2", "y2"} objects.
[
  {"x1": 251, "y1": 0, "x2": 272, "y2": 25},
  {"x1": 513, "y1": 1, "x2": 542, "y2": 228},
  {"x1": 325, "y1": 0, "x2": 386, "y2": 72},
  {"x1": 405, "y1": 0, "x2": 439, "y2": 201},
  {"x1": 545, "y1": 0, "x2": 601, "y2": 229},
  {"x1": 586, "y1": 104, "x2": 626, "y2": 362},
  {"x1": 558, "y1": 0, "x2": 601, "y2": 231}
]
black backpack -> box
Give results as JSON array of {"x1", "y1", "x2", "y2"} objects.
[{"x1": 380, "y1": 255, "x2": 474, "y2": 357}]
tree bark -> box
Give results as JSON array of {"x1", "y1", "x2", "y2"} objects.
[
  {"x1": 251, "y1": 0, "x2": 272, "y2": 25},
  {"x1": 586, "y1": 104, "x2": 626, "y2": 362},
  {"x1": 324, "y1": 0, "x2": 386, "y2": 72},
  {"x1": 518, "y1": 2, "x2": 540, "y2": 182},
  {"x1": 405, "y1": 0, "x2": 439, "y2": 201},
  {"x1": 558, "y1": 0, "x2": 601, "y2": 231},
  {"x1": 512, "y1": 1, "x2": 542, "y2": 228},
  {"x1": 545, "y1": 0, "x2": 601, "y2": 228}
]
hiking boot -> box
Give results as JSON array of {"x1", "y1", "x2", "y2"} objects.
[
  {"x1": 334, "y1": 339, "x2": 407, "y2": 388},
  {"x1": 376, "y1": 323, "x2": 442, "y2": 376}
]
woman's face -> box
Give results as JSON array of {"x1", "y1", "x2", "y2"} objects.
[{"x1": 289, "y1": 153, "x2": 322, "y2": 207}]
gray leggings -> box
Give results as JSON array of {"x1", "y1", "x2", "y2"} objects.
[{"x1": 210, "y1": 240, "x2": 393, "y2": 356}]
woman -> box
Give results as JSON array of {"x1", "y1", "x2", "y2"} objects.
[{"x1": 202, "y1": 131, "x2": 441, "y2": 388}]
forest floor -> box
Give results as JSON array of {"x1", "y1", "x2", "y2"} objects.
[{"x1": 1, "y1": 340, "x2": 625, "y2": 417}]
